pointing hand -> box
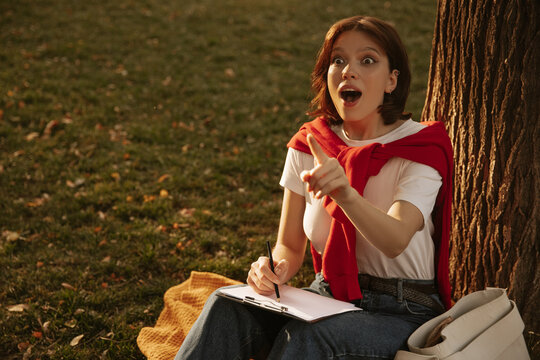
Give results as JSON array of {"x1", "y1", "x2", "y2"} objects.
[{"x1": 300, "y1": 134, "x2": 353, "y2": 203}]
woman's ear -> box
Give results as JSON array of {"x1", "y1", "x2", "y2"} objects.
[{"x1": 385, "y1": 69, "x2": 400, "y2": 94}]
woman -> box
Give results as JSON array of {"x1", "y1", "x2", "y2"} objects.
[{"x1": 175, "y1": 15, "x2": 453, "y2": 359}]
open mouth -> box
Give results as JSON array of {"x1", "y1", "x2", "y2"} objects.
[{"x1": 340, "y1": 89, "x2": 362, "y2": 103}]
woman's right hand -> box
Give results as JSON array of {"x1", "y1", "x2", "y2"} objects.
[{"x1": 246, "y1": 256, "x2": 289, "y2": 296}]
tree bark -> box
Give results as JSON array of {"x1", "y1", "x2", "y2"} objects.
[{"x1": 422, "y1": 0, "x2": 539, "y2": 344}]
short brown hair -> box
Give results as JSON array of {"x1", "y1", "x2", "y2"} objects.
[{"x1": 308, "y1": 16, "x2": 412, "y2": 125}]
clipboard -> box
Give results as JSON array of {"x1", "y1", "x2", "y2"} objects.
[{"x1": 217, "y1": 285, "x2": 361, "y2": 323}]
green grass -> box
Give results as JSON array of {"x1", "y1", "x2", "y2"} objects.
[{"x1": 0, "y1": 0, "x2": 436, "y2": 358}]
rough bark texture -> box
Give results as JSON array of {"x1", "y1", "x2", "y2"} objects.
[{"x1": 422, "y1": 0, "x2": 539, "y2": 348}]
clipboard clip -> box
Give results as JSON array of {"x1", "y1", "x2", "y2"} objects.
[{"x1": 244, "y1": 296, "x2": 288, "y2": 312}]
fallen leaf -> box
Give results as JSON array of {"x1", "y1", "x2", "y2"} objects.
[
  {"x1": 157, "y1": 174, "x2": 170, "y2": 183},
  {"x1": 176, "y1": 239, "x2": 193, "y2": 251},
  {"x1": 17, "y1": 342, "x2": 30, "y2": 352},
  {"x1": 43, "y1": 120, "x2": 59, "y2": 136},
  {"x1": 110, "y1": 172, "x2": 120, "y2": 181},
  {"x1": 178, "y1": 122, "x2": 194, "y2": 131},
  {"x1": 7, "y1": 304, "x2": 29, "y2": 312},
  {"x1": 156, "y1": 225, "x2": 167, "y2": 232},
  {"x1": 101, "y1": 256, "x2": 111, "y2": 263},
  {"x1": 70, "y1": 334, "x2": 84, "y2": 346},
  {"x1": 100, "y1": 331, "x2": 115, "y2": 341},
  {"x1": 66, "y1": 178, "x2": 85, "y2": 188},
  {"x1": 36, "y1": 261, "x2": 44, "y2": 268},
  {"x1": 3, "y1": 230, "x2": 20, "y2": 242},
  {"x1": 179, "y1": 208, "x2": 195, "y2": 217},
  {"x1": 25, "y1": 200, "x2": 42, "y2": 207},
  {"x1": 25, "y1": 132, "x2": 40, "y2": 141},
  {"x1": 22, "y1": 344, "x2": 32, "y2": 360},
  {"x1": 65, "y1": 319, "x2": 77, "y2": 328},
  {"x1": 61, "y1": 282, "x2": 76, "y2": 291},
  {"x1": 32, "y1": 331, "x2": 43, "y2": 339},
  {"x1": 74, "y1": 308, "x2": 85, "y2": 315},
  {"x1": 143, "y1": 194, "x2": 156, "y2": 202},
  {"x1": 224, "y1": 68, "x2": 235, "y2": 77},
  {"x1": 162, "y1": 76, "x2": 172, "y2": 86}
]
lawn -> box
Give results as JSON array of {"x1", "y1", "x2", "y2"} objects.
[{"x1": 0, "y1": 0, "x2": 436, "y2": 358}]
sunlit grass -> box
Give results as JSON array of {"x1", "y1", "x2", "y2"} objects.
[{"x1": 0, "y1": 0, "x2": 436, "y2": 357}]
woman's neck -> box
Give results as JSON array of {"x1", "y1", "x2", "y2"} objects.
[{"x1": 342, "y1": 117, "x2": 405, "y2": 141}]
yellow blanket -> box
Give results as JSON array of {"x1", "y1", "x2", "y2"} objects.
[{"x1": 137, "y1": 271, "x2": 242, "y2": 360}]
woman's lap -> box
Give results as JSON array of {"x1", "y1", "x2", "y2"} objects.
[
  {"x1": 267, "y1": 291, "x2": 435, "y2": 359},
  {"x1": 176, "y1": 285, "x2": 440, "y2": 360}
]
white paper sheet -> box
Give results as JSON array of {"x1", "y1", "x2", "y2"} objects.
[{"x1": 218, "y1": 285, "x2": 361, "y2": 322}]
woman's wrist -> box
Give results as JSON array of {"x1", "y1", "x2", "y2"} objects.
[{"x1": 334, "y1": 185, "x2": 361, "y2": 208}]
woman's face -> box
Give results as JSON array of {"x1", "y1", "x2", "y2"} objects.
[{"x1": 327, "y1": 30, "x2": 397, "y2": 124}]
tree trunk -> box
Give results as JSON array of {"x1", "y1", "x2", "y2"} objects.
[{"x1": 422, "y1": 0, "x2": 539, "y2": 345}]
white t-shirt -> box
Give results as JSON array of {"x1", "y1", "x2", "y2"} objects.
[{"x1": 279, "y1": 119, "x2": 442, "y2": 280}]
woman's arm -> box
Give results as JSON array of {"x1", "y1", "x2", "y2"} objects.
[
  {"x1": 335, "y1": 192, "x2": 423, "y2": 258},
  {"x1": 301, "y1": 134, "x2": 423, "y2": 258},
  {"x1": 246, "y1": 188, "x2": 308, "y2": 295}
]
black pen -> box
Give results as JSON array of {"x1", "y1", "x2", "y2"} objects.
[{"x1": 266, "y1": 241, "x2": 281, "y2": 302}]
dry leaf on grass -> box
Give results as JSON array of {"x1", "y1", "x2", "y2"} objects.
[
  {"x1": 157, "y1": 174, "x2": 170, "y2": 183},
  {"x1": 61, "y1": 283, "x2": 76, "y2": 291},
  {"x1": 25, "y1": 132, "x2": 40, "y2": 141},
  {"x1": 65, "y1": 319, "x2": 77, "y2": 328},
  {"x1": 70, "y1": 334, "x2": 84, "y2": 346},
  {"x1": 7, "y1": 304, "x2": 29, "y2": 312},
  {"x1": 3, "y1": 230, "x2": 20, "y2": 242}
]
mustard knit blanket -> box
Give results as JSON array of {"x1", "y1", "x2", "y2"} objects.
[{"x1": 137, "y1": 271, "x2": 241, "y2": 360}]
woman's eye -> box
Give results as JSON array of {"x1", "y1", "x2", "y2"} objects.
[
  {"x1": 362, "y1": 57, "x2": 376, "y2": 65},
  {"x1": 332, "y1": 57, "x2": 345, "y2": 65}
]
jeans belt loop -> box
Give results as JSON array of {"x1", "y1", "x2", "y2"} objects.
[{"x1": 397, "y1": 278, "x2": 404, "y2": 303}]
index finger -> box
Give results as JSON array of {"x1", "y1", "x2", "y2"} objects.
[{"x1": 307, "y1": 133, "x2": 329, "y2": 165}]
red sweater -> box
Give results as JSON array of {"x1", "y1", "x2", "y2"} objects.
[{"x1": 287, "y1": 117, "x2": 453, "y2": 309}]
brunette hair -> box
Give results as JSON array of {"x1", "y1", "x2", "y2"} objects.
[{"x1": 308, "y1": 15, "x2": 412, "y2": 125}]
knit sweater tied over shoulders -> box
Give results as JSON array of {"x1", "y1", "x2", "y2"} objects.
[{"x1": 286, "y1": 117, "x2": 454, "y2": 310}]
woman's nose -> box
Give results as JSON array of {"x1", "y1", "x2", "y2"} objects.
[{"x1": 342, "y1": 64, "x2": 358, "y2": 80}]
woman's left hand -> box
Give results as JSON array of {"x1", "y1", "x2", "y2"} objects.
[{"x1": 300, "y1": 134, "x2": 354, "y2": 204}]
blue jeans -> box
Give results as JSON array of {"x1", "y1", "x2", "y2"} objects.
[{"x1": 175, "y1": 274, "x2": 443, "y2": 359}]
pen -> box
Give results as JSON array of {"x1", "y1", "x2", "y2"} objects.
[{"x1": 266, "y1": 241, "x2": 281, "y2": 302}]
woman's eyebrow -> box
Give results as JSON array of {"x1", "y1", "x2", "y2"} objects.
[
  {"x1": 331, "y1": 46, "x2": 382, "y2": 55},
  {"x1": 362, "y1": 46, "x2": 381, "y2": 55}
]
